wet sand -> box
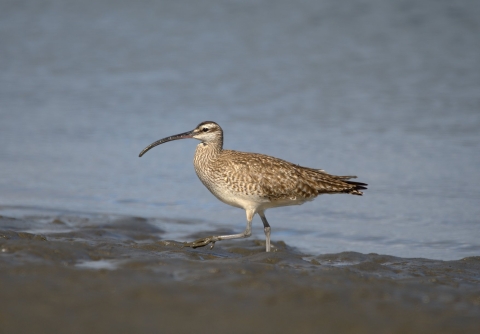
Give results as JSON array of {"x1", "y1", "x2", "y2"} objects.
[{"x1": 1, "y1": 213, "x2": 479, "y2": 333}]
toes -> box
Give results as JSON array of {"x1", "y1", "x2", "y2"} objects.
[{"x1": 184, "y1": 236, "x2": 216, "y2": 249}]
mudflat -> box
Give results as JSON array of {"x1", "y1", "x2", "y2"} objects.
[{"x1": 1, "y1": 213, "x2": 479, "y2": 333}]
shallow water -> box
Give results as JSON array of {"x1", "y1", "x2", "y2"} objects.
[
  {"x1": 1, "y1": 213, "x2": 480, "y2": 333},
  {"x1": 1, "y1": 0, "x2": 480, "y2": 262}
]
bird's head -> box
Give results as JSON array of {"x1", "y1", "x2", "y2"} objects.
[{"x1": 139, "y1": 121, "x2": 223, "y2": 157}]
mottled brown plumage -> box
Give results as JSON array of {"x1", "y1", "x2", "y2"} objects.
[{"x1": 139, "y1": 121, "x2": 367, "y2": 252}]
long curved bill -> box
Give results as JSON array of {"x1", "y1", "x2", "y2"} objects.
[{"x1": 139, "y1": 130, "x2": 193, "y2": 157}]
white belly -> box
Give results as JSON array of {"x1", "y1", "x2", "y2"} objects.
[{"x1": 202, "y1": 180, "x2": 268, "y2": 210}]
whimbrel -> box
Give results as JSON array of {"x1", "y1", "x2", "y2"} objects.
[{"x1": 139, "y1": 121, "x2": 367, "y2": 252}]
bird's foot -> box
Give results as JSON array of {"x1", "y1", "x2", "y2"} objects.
[{"x1": 184, "y1": 236, "x2": 219, "y2": 250}]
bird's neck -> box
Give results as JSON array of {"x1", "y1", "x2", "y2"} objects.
[{"x1": 196, "y1": 137, "x2": 223, "y2": 159}]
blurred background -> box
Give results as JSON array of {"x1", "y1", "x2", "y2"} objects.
[{"x1": 1, "y1": 0, "x2": 479, "y2": 260}]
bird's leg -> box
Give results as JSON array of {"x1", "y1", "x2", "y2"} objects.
[
  {"x1": 258, "y1": 212, "x2": 271, "y2": 252},
  {"x1": 184, "y1": 209, "x2": 254, "y2": 250}
]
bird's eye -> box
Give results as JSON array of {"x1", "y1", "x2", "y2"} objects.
[{"x1": 202, "y1": 128, "x2": 209, "y2": 132}]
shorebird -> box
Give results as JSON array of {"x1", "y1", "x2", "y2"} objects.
[{"x1": 139, "y1": 121, "x2": 367, "y2": 252}]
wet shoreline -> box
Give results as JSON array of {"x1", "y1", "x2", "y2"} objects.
[{"x1": 1, "y1": 212, "x2": 479, "y2": 333}]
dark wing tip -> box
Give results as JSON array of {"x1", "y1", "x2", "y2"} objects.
[{"x1": 344, "y1": 181, "x2": 368, "y2": 194}]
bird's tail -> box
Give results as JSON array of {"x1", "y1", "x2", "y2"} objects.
[
  {"x1": 334, "y1": 175, "x2": 358, "y2": 181},
  {"x1": 316, "y1": 169, "x2": 357, "y2": 181},
  {"x1": 343, "y1": 180, "x2": 368, "y2": 195},
  {"x1": 313, "y1": 168, "x2": 368, "y2": 195}
]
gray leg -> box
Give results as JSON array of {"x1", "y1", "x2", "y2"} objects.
[
  {"x1": 258, "y1": 212, "x2": 271, "y2": 252},
  {"x1": 185, "y1": 209, "x2": 254, "y2": 250}
]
